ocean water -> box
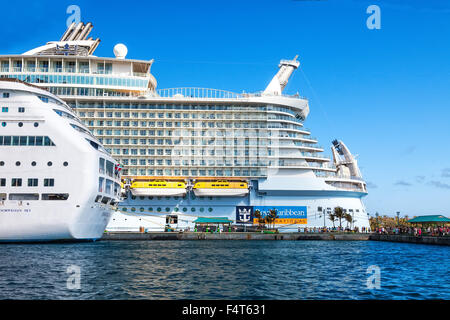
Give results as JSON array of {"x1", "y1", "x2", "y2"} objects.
[{"x1": 0, "y1": 240, "x2": 448, "y2": 300}]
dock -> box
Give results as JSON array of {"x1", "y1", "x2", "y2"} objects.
[
  {"x1": 101, "y1": 231, "x2": 370, "y2": 241},
  {"x1": 101, "y1": 232, "x2": 450, "y2": 245},
  {"x1": 369, "y1": 234, "x2": 450, "y2": 246}
]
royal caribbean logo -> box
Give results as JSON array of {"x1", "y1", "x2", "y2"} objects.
[
  {"x1": 236, "y1": 206, "x2": 253, "y2": 223},
  {"x1": 254, "y1": 206, "x2": 307, "y2": 219},
  {"x1": 55, "y1": 44, "x2": 78, "y2": 56},
  {"x1": 236, "y1": 206, "x2": 308, "y2": 225}
]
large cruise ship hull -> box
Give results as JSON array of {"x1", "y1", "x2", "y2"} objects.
[
  {"x1": 0, "y1": 202, "x2": 112, "y2": 242},
  {"x1": 107, "y1": 190, "x2": 369, "y2": 233}
]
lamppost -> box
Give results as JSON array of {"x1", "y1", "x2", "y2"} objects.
[
  {"x1": 323, "y1": 211, "x2": 326, "y2": 229},
  {"x1": 396, "y1": 211, "x2": 400, "y2": 227},
  {"x1": 367, "y1": 212, "x2": 370, "y2": 232},
  {"x1": 375, "y1": 212, "x2": 379, "y2": 229}
]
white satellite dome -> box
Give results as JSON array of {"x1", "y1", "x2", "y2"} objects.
[{"x1": 113, "y1": 43, "x2": 128, "y2": 59}]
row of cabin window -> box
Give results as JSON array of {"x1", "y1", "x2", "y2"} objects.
[
  {"x1": 0, "y1": 178, "x2": 54, "y2": 187},
  {"x1": 0, "y1": 161, "x2": 68, "y2": 167},
  {"x1": 0, "y1": 193, "x2": 68, "y2": 201},
  {"x1": 0, "y1": 136, "x2": 55, "y2": 146},
  {"x1": 1, "y1": 122, "x2": 40, "y2": 127},
  {"x1": 0, "y1": 91, "x2": 66, "y2": 111},
  {"x1": 1, "y1": 107, "x2": 25, "y2": 113},
  {"x1": 75, "y1": 104, "x2": 269, "y2": 114}
]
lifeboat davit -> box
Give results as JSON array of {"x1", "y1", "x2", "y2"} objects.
[
  {"x1": 193, "y1": 180, "x2": 249, "y2": 197},
  {"x1": 130, "y1": 180, "x2": 187, "y2": 196},
  {"x1": 120, "y1": 182, "x2": 127, "y2": 197}
]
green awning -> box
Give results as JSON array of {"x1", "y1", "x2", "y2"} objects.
[
  {"x1": 407, "y1": 215, "x2": 450, "y2": 223},
  {"x1": 193, "y1": 217, "x2": 233, "y2": 224}
]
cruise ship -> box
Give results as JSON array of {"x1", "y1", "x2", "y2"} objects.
[
  {"x1": 0, "y1": 22, "x2": 370, "y2": 232},
  {"x1": 0, "y1": 78, "x2": 121, "y2": 241}
]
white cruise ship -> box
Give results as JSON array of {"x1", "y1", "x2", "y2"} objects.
[
  {"x1": 0, "y1": 22, "x2": 370, "y2": 232},
  {"x1": 0, "y1": 78, "x2": 121, "y2": 241}
]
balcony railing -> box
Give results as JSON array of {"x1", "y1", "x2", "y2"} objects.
[
  {"x1": 155, "y1": 87, "x2": 242, "y2": 99},
  {"x1": 241, "y1": 91, "x2": 307, "y2": 100}
]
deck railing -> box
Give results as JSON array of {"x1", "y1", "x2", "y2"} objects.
[{"x1": 155, "y1": 87, "x2": 242, "y2": 99}]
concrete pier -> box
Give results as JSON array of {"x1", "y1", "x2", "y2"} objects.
[
  {"x1": 101, "y1": 231, "x2": 370, "y2": 241},
  {"x1": 101, "y1": 232, "x2": 450, "y2": 245},
  {"x1": 369, "y1": 234, "x2": 450, "y2": 246}
]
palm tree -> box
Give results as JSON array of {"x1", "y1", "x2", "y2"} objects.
[
  {"x1": 344, "y1": 213, "x2": 353, "y2": 230},
  {"x1": 267, "y1": 208, "x2": 278, "y2": 229},
  {"x1": 254, "y1": 209, "x2": 264, "y2": 229},
  {"x1": 328, "y1": 212, "x2": 336, "y2": 228},
  {"x1": 334, "y1": 207, "x2": 345, "y2": 230}
]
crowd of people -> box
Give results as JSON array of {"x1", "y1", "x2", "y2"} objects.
[
  {"x1": 374, "y1": 226, "x2": 450, "y2": 236},
  {"x1": 298, "y1": 226, "x2": 371, "y2": 233},
  {"x1": 297, "y1": 225, "x2": 450, "y2": 236}
]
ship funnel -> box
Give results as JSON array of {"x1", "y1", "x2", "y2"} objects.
[
  {"x1": 263, "y1": 55, "x2": 300, "y2": 96},
  {"x1": 24, "y1": 21, "x2": 102, "y2": 56}
]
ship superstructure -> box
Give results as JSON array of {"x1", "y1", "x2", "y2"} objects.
[{"x1": 0, "y1": 22, "x2": 370, "y2": 232}]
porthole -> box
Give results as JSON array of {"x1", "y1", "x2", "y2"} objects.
[
  {"x1": 200, "y1": 208, "x2": 205, "y2": 212},
  {"x1": 208, "y1": 208, "x2": 213, "y2": 212},
  {"x1": 131, "y1": 207, "x2": 136, "y2": 212},
  {"x1": 31, "y1": 161, "x2": 36, "y2": 166},
  {"x1": 165, "y1": 196, "x2": 170, "y2": 200},
  {"x1": 157, "y1": 207, "x2": 162, "y2": 212},
  {"x1": 139, "y1": 207, "x2": 144, "y2": 212},
  {"x1": 149, "y1": 196, "x2": 153, "y2": 200},
  {"x1": 191, "y1": 207, "x2": 196, "y2": 212},
  {"x1": 122, "y1": 208, "x2": 128, "y2": 212},
  {"x1": 63, "y1": 162, "x2": 68, "y2": 167},
  {"x1": 33, "y1": 122, "x2": 39, "y2": 127},
  {"x1": 1, "y1": 122, "x2": 6, "y2": 127},
  {"x1": 47, "y1": 161, "x2": 52, "y2": 166},
  {"x1": 174, "y1": 207, "x2": 179, "y2": 212},
  {"x1": 0, "y1": 161, "x2": 4, "y2": 166},
  {"x1": 139, "y1": 196, "x2": 145, "y2": 200},
  {"x1": 18, "y1": 122, "x2": 23, "y2": 127},
  {"x1": 165, "y1": 207, "x2": 170, "y2": 212},
  {"x1": 148, "y1": 207, "x2": 153, "y2": 211},
  {"x1": 183, "y1": 207, "x2": 187, "y2": 212},
  {"x1": 131, "y1": 195, "x2": 136, "y2": 200},
  {"x1": 15, "y1": 161, "x2": 21, "y2": 166}
]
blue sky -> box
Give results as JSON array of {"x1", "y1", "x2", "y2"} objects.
[{"x1": 1, "y1": 0, "x2": 449, "y2": 217}]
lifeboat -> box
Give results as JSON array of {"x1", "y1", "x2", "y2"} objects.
[
  {"x1": 193, "y1": 180, "x2": 249, "y2": 197},
  {"x1": 130, "y1": 180, "x2": 187, "y2": 196}
]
